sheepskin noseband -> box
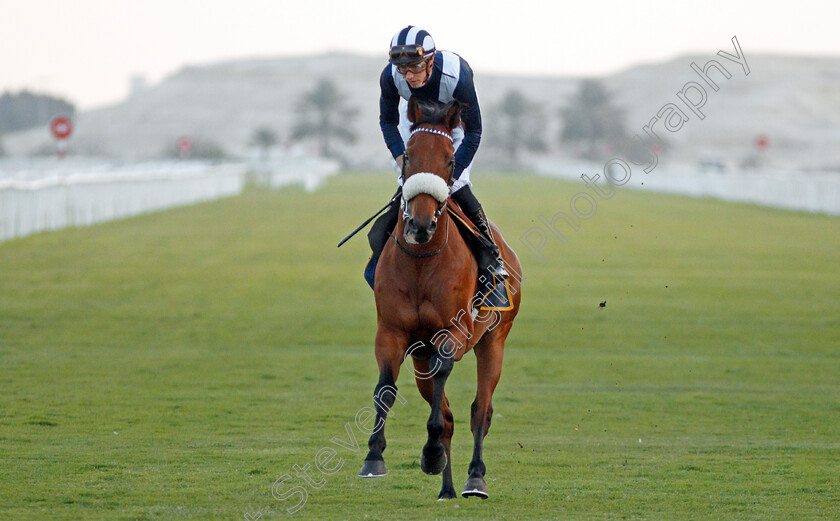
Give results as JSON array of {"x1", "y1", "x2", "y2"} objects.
[{"x1": 402, "y1": 173, "x2": 449, "y2": 203}]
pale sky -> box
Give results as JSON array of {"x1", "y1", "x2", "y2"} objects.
[{"x1": 1, "y1": 0, "x2": 837, "y2": 110}]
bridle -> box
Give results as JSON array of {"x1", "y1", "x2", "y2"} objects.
[
  {"x1": 393, "y1": 127, "x2": 455, "y2": 258},
  {"x1": 393, "y1": 185, "x2": 450, "y2": 258}
]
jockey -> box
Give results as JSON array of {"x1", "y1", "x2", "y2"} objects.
[{"x1": 366, "y1": 25, "x2": 509, "y2": 288}]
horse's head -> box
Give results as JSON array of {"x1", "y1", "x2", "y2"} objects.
[{"x1": 401, "y1": 96, "x2": 461, "y2": 245}]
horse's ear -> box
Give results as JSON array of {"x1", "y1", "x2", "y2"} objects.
[
  {"x1": 407, "y1": 96, "x2": 423, "y2": 123},
  {"x1": 445, "y1": 101, "x2": 461, "y2": 131}
]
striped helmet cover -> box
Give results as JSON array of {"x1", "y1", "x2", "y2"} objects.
[{"x1": 389, "y1": 26, "x2": 435, "y2": 61}]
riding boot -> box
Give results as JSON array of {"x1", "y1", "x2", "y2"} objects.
[
  {"x1": 451, "y1": 187, "x2": 509, "y2": 283},
  {"x1": 364, "y1": 187, "x2": 402, "y2": 289},
  {"x1": 468, "y1": 205, "x2": 510, "y2": 282}
]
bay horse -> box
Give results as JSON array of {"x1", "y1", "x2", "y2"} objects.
[{"x1": 358, "y1": 96, "x2": 522, "y2": 500}]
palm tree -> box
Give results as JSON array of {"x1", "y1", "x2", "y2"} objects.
[{"x1": 291, "y1": 79, "x2": 358, "y2": 157}]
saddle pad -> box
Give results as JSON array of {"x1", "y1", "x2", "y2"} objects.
[{"x1": 474, "y1": 274, "x2": 514, "y2": 311}]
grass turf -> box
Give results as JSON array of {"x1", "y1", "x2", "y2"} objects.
[{"x1": 1, "y1": 172, "x2": 838, "y2": 520}]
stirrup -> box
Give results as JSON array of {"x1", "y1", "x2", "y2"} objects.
[
  {"x1": 472, "y1": 234, "x2": 508, "y2": 282},
  {"x1": 478, "y1": 260, "x2": 509, "y2": 287},
  {"x1": 489, "y1": 259, "x2": 509, "y2": 281},
  {"x1": 492, "y1": 262, "x2": 509, "y2": 281}
]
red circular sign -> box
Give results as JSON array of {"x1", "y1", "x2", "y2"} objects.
[
  {"x1": 755, "y1": 134, "x2": 769, "y2": 150},
  {"x1": 50, "y1": 116, "x2": 73, "y2": 139}
]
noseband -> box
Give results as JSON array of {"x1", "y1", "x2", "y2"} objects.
[
  {"x1": 401, "y1": 172, "x2": 449, "y2": 220},
  {"x1": 395, "y1": 172, "x2": 450, "y2": 258}
]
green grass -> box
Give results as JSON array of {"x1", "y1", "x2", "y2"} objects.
[{"x1": 1, "y1": 172, "x2": 839, "y2": 520}]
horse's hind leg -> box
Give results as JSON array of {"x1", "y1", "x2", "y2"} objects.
[
  {"x1": 359, "y1": 328, "x2": 407, "y2": 478},
  {"x1": 463, "y1": 331, "x2": 507, "y2": 498},
  {"x1": 414, "y1": 357, "x2": 456, "y2": 500}
]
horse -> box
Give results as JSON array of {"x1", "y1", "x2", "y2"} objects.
[{"x1": 357, "y1": 95, "x2": 523, "y2": 500}]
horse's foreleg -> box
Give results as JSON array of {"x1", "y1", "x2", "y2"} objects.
[
  {"x1": 420, "y1": 349, "x2": 454, "y2": 478},
  {"x1": 414, "y1": 357, "x2": 456, "y2": 499},
  {"x1": 359, "y1": 329, "x2": 407, "y2": 478},
  {"x1": 463, "y1": 333, "x2": 506, "y2": 498}
]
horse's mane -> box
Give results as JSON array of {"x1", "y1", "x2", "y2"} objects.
[{"x1": 409, "y1": 100, "x2": 461, "y2": 131}]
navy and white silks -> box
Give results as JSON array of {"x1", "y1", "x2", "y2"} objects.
[{"x1": 379, "y1": 50, "x2": 481, "y2": 193}]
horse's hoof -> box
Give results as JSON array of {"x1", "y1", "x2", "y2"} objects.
[
  {"x1": 419, "y1": 449, "x2": 447, "y2": 475},
  {"x1": 437, "y1": 487, "x2": 458, "y2": 500},
  {"x1": 462, "y1": 476, "x2": 489, "y2": 499},
  {"x1": 358, "y1": 459, "x2": 387, "y2": 478}
]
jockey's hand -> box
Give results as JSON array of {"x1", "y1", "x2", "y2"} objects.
[{"x1": 393, "y1": 155, "x2": 406, "y2": 176}]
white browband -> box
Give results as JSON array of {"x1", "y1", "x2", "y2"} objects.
[
  {"x1": 402, "y1": 173, "x2": 450, "y2": 203},
  {"x1": 410, "y1": 127, "x2": 454, "y2": 142}
]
